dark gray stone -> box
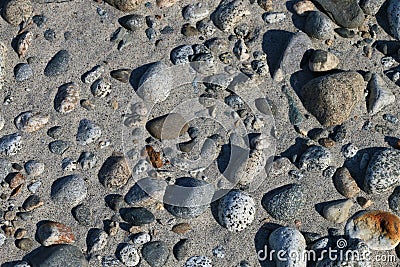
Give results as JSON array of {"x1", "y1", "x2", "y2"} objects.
[
  {"x1": 121, "y1": 207, "x2": 155, "y2": 226},
  {"x1": 44, "y1": 50, "x2": 70, "y2": 77},
  {"x1": 141, "y1": 241, "x2": 170, "y2": 267},
  {"x1": 26, "y1": 244, "x2": 88, "y2": 267}
]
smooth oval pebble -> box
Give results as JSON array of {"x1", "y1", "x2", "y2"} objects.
[
  {"x1": 14, "y1": 63, "x2": 33, "y2": 82},
  {"x1": 304, "y1": 11, "x2": 334, "y2": 40},
  {"x1": 146, "y1": 113, "x2": 189, "y2": 140},
  {"x1": 44, "y1": 50, "x2": 70, "y2": 77},
  {"x1": 98, "y1": 154, "x2": 132, "y2": 189},
  {"x1": 54, "y1": 82, "x2": 80, "y2": 114},
  {"x1": 141, "y1": 241, "x2": 170, "y2": 267},
  {"x1": 218, "y1": 190, "x2": 255, "y2": 232},
  {"x1": 345, "y1": 210, "x2": 400, "y2": 250},
  {"x1": 37, "y1": 221, "x2": 75, "y2": 246},
  {"x1": 91, "y1": 78, "x2": 112, "y2": 98},
  {"x1": 104, "y1": 0, "x2": 144, "y2": 12},
  {"x1": 121, "y1": 207, "x2": 155, "y2": 226},
  {"x1": 333, "y1": 167, "x2": 360, "y2": 198},
  {"x1": 2, "y1": 0, "x2": 33, "y2": 25},
  {"x1": 51, "y1": 174, "x2": 87, "y2": 207},
  {"x1": 14, "y1": 111, "x2": 49, "y2": 133},
  {"x1": 0, "y1": 133, "x2": 22, "y2": 156},
  {"x1": 26, "y1": 244, "x2": 87, "y2": 266},
  {"x1": 119, "y1": 14, "x2": 143, "y2": 31}
]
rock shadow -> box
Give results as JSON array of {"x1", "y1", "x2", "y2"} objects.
[
  {"x1": 254, "y1": 223, "x2": 281, "y2": 267},
  {"x1": 262, "y1": 30, "x2": 294, "y2": 76}
]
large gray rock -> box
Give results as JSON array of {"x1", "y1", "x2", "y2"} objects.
[
  {"x1": 51, "y1": 174, "x2": 87, "y2": 206},
  {"x1": 26, "y1": 244, "x2": 87, "y2": 267},
  {"x1": 213, "y1": 0, "x2": 250, "y2": 32},
  {"x1": 314, "y1": 0, "x2": 364, "y2": 28},
  {"x1": 367, "y1": 73, "x2": 395, "y2": 115},
  {"x1": 388, "y1": 0, "x2": 400, "y2": 40}
]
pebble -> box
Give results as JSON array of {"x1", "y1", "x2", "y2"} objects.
[
  {"x1": 102, "y1": 256, "x2": 120, "y2": 267},
  {"x1": 49, "y1": 140, "x2": 69, "y2": 155},
  {"x1": 14, "y1": 63, "x2": 33, "y2": 82},
  {"x1": 2, "y1": 0, "x2": 33, "y2": 25},
  {"x1": 314, "y1": 0, "x2": 364, "y2": 28},
  {"x1": 37, "y1": 221, "x2": 75, "y2": 246},
  {"x1": 346, "y1": 210, "x2": 400, "y2": 250},
  {"x1": 0, "y1": 159, "x2": 12, "y2": 182},
  {"x1": 257, "y1": 0, "x2": 272, "y2": 11},
  {"x1": 335, "y1": 28, "x2": 355, "y2": 38},
  {"x1": 263, "y1": 183, "x2": 306, "y2": 221},
  {"x1": 185, "y1": 256, "x2": 212, "y2": 267},
  {"x1": 119, "y1": 14, "x2": 143, "y2": 31},
  {"x1": 268, "y1": 227, "x2": 306, "y2": 267},
  {"x1": 182, "y1": 3, "x2": 210, "y2": 22},
  {"x1": 28, "y1": 181, "x2": 41, "y2": 193},
  {"x1": 104, "y1": 0, "x2": 144, "y2": 12},
  {"x1": 15, "y1": 238, "x2": 34, "y2": 251},
  {"x1": 44, "y1": 29, "x2": 56, "y2": 41},
  {"x1": 341, "y1": 143, "x2": 358, "y2": 158},
  {"x1": 14, "y1": 111, "x2": 49, "y2": 133},
  {"x1": 212, "y1": 245, "x2": 225, "y2": 258},
  {"x1": 78, "y1": 152, "x2": 96, "y2": 170},
  {"x1": 110, "y1": 69, "x2": 131, "y2": 83},
  {"x1": 213, "y1": 0, "x2": 250, "y2": 32},
  {"x1": 388, "y1": 0, "x2": 400, "y2": 40},
  {"x1": 22, "y1": 195, "x2": 44, "y2": 211},
  {"x1": 364, "y1": 149, "x2": 400, "y2": 194},
  {"x1": 82, "y1": 65, "x2": 104, "y2": 84},
  {"x1": 299, "y1": 145, "x2": 331, "y2": 171},
  {"x1": 51, "y1": 174, "x2": 87, "y2": 206},
  {"x1": 293, "y1": 0, "x2": 315, "y2": 16},
  {"x1": 98, "y1": 154, "x2": 132, "y2": 189},
  {"x1": 322, "y1": 199, "x2": 353, "y2": 223},
  {"x1": 32, "y1": 14, "x2": 47, "y2": 27},
  {"x1": 308, "y1": 49, "x2": 339, "y2": 72},
  {"x1": 160, "y1": 26, "x2": 174, "y2": 34},
  {"x1": 146, "y1": 113, "x2": 189, "y2": 140},
  {"x1": 72, "y1": 204, "x2": 92, "y2": 226},
  {"x1": 367, "y1": 74, "x2": 395, "y2": 115},
  {"x1": 24, "y1": 160, "x2": 44, "y2": 177},
  {"x1": 263, "y1": 12, "x2": 286, "y2": 24},
  {"x1": 26, "y1": 244, "x2": 87, "y2": 266},
  {"x1": 87, "y1": 228, "x2": 108, "y2": 253},
  {"x1": 141, "y1": 241, "x2": 170, "y2": 267},
  {"x1": 91, "y1": 78, "x2": 112, "y2": 98},
  {"x1": 105, "y1": 194, "x2": 124, "y2": 211},
  {"x1": 121, "y1": 207, "x2": 155, "y2": 226},
  {"x1": 76, "y1": 119, "x2": 102, "y2": 145},
  {"x1": 300, "y1": 71, "x2": 364, "y2": 126},
  {"x1": 196, "y1": 19, "x2": 216, "y2": 36},
  {"x1": 333, "y1": 167, "x2": 360, "y2": 198},
  {"x1": 173, "y1": 239, "x2": 190, "y2": 261},
  {"x1": 389, "y1": 186, "x2": 400, "y2": 213},
  {"x1": 54, "y1": 82, "x2": 80, "y2": 113},
  {"x1": 172, "y1": 223, "x2": 191, "y2": 234},
  {"x1": 44, "y1": 50, "x2": 70, "y2": 77},
  {"x1": 170, "y1": 45, "x2": 194, "y2": 65},
  {"x1": 383, "y1": 113, "x2": 398, "y2": 124},
  {"x1": 137, "y1": 61, "x2": 173, "y2": 103},
  {"x1": 118, "y1": 243, "x2": 140, "y2": 266},
  {"x1": 233, "y1": 39, "x2": 250, "y2": 61},
  {"x1": 360, "y1": 0, "x2": 385, "y2": 15},
  {"x1": 132, "y1": 232, "x2": 151, "y2": 244},
  {"x1": 125, "y1": 177, "x2": 166, "y2": 206},
  {"x1": 0, "y1": 133, "x2": 22, "y2": 156},
  {"x1": 218, "y1": 190, "x2": 255, "y2": 232},
  {"x1": 304, "y1": 11, "x2": 334, "y2": 40}
]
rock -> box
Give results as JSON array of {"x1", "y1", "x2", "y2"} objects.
[
  {"x1": 170, "y1": 45, "x2": 194, "y2": 65},
  {"x1": 263, "y1": 12, "x2": 286, "y2": 24},
  {"x1": 341, "y1": 143, "x2": 358, "y2": 158},
  {"x1": 185, "y1": 256, "x2": 212, "y2": 267},
  {"x1": 14, "y1": 111, "x2": 49, "y2": 133},
  {"x1": 156, "y1": 0, "x2": 178, "y2": 8},
  {"x1": 333, "y1": 167, "x2": 360, "y2": 198},
  {"x1": 54, "y1": 83, "x2": 80, "y2": 114},
  {"x1": 0, "y1": 43, "x2": 6, "y2": 91},
  {"x1": 345, "y1": 210, "x2": 400, "y2": 250},
  {"x1": 367, "y1": 74, "x2": 395, "y2": 115},
  {"x1": 233, "y1": 39, "x2": 250, "y2": 61},
  {"x1": 293, "y1": 0, "x2": 316, "y2": 16},
  {"x1": 132, "y1": 232, "x2": 151, "y2": 244},
  {"x1": 172, "y1": 223, "x2": 191, "y2": 234},
  {"x1": 26, "y1": 244, "x2": 87, "y2": 267},
  {"x1": 0, "y1": 133, "x2": 22, "y2": 156},
  {"x1": 213, "y1": 0, "x2": 250, "y2": 32},
  {"x1": 273, "y1": 32, "x2": 312, "y2": 82},
  {"x1": 182, "y1": 3, "x2": 209, "y2": 22},
  {"x1": 335, "y1": 28, "x2": 356, "y2": 38},
  {"x1": 314, "y1": 0, "x2": 364, "y2": 28},
  {"x1": 118, "y1": 243, "x2": 140, "y2": 266},
  {"x1": 164, "y1": 177, "x2": 214, "y2": 218},
  {"x1": 269, "y1": 227, "x2": 306, "y2": 267},
  {"x1": 218, "y1": 190, "x2": 255, "y2": 232},
  {"x1": 2, "y1": 0, "x2": 33, "y2": 25},
  {"x1": 299, "y1": 145, "x2": 331, "y2": 171},
  {"x1": 37, "y1": 221, "x2": 75, "y2": 246},
  {"x1": 110, "y1": 69, "x2": 131, "y2": 83},
  {"x1": 364, "y1": 149, "x2": 400, "y2": 194},
  {"x1": 98, "y1": 154, "x2": 132, "y2": 189},
  {"x1": 87, "y1": 228, "x2": 108, "y2": 253},
  {"x1": 388, "y1": 0, "x2": 400, "y2": 40},
  {"x1": 14, "y1": 63, "x2": 33, "y2": 82},
  {"x1": 24, "y1": 160, "x2": 44, "y2": 177},
  {"x1": 141, "y1": 241, "x2": 170, "y2": 267},
  {"x1": 309, "y1": 50, "x2": 339, "y2": 72},
  {"x1": 125, "y1": 178, "x2": 167, "y2": 206},
  {"x1": 389, "y1": 187, "x2": 400, "y2": 214},
  {"x1": 72, "y1": 204, "x2": 92, "y2": 226},
  {"x1": 137, "y1": 61, "x2": 173, "y2": 103},
  {"x1": 173, "y1": 239, "x2": 190, "y2": 261},
  {"x1": 15, "y1": 238, "x2": 34, "y2": 251},
  {"x1": 105, "y1": 194, "x2": 124, "y2": 211},
  {"x1": 51, "y1": 174, "x2": 87, "y2": 206},
  {"x1": 82, "y1": 65, "x2": 104, "y2": 84},
  {"x1": 322, "y1": 199, "x2": 353, "y2": 223},
  {"x1": 146, "y1": 113, "x2": 189, "y2": 140},
  {"x1": 121, "y1": 207, "x2": 155, "y2": 226},
  {"x1": 22, "y1": 195, "x2": 44, "y2": 211},
  {"x1": 91, "y1": 79, "x2": 112, "y2": 98},
  {"x1": 300, "y1": 71, "x2": 364, "y2": 126},
  {"x1": 78, "y1": 152, "x2": 96, "y2": 170},
  {"x1": 44, "y1": 50, "x2": 70, "y2": 77},
  {"x1": 360, "y1": 0, "x2": 385, "y2": 15},
  {"x1": 262, "y1": 183, "x2": 306, "y2": 221},
  {"x1": 304, "y1": 11, "x2": 334, "y2": 40},
  {"x1": 119, "y1": 14, "x2": 143, "y2": 31},
  {"x1": 7, "y1": 172, "x2": 25, "y2": 189},
  {"x1": 49, "y1": 140, "x2": 69, "y2": 155},
  {"x1": 104, "y1": 0, "x2": 144, "y2": 12},
  {"x1": 76, "y1": 119, "x2": 102, "y2": 145}
]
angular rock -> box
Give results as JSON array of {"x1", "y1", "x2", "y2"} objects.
[
  {"x1": 110, "y1": 69, "x2": 131, "y2": 83},
  {"x1": 309, "y1": 49, "x2": 339, "y2": 72},
  {"x1": 304, "y1": 11, "x2": 334, "y2": 40},
  {"x1": 388, "y1": 0, "x2": 400, "y2": 40},
  {"x1": 44, "y1": 50, "x2": 70, "y2": 77},
  {"x1": 98, "y1": 154, "x2": 131, "y2": 189},
  {"x1": 345, "y1": 210, "x2": 400, "y2": 250},
  {"x1": 82, "y1": 65, "x2": 104, "y2": 84},
  {"x1": 314, "y1": 0, "x2": 364, "y2": 28},
  {"x1": 27, "y1": 244, "x2": 87, "y2": 267},
  {"x1": 54, "y1": 83, "x2": 80, "y2": 114},
  {"x1": 87, "y1": 228, "x2": 108, "y2": 253},
  {"x1": 146, "y1": 113, "x2": 189, "y2": 140},
  {"x1": 213, "y1": 0, "x2": 250, "y2": 32},
  {"x1": 37, "y1": 221, "x2": 75, "y2": 246},
  {"x1": 141, "y1": 241, "x2": 170, "y2": 267},
  {"x1": 300, "y1": 71, "x2": 364, "y2": 126},
  {"x1": 333, "y1": 167, "x2": 360, "y2": 198},
  {"x1": 51, "y1": 174, "x2": 87, "y2": 206},
  {"x1": 367, "y1": 74, "x2": 395, "y2": 115},
  {"x1": 76, "y1": 119, "x2": 102, "y2": 145},
  {"x1": 322, "y1": 199, "x2": 353, "y2": 223}
]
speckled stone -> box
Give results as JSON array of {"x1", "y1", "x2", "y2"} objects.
[
  {"x1": 262, "y1": 183, "x2": 306, "y2": 221},
  {"x1": 44, "y1": 50, "x2": 70, "y2": 77},
  {"x1": 170, "y1": 45, "x2": 194, "y2": 65},
  {"x1": 213, "y1": 0, "x2": 250, "y2": 32},
  {"x1": 364, "y1": 149, "x2": 400, "y2": 194},
  {"x1": 322, "y1": 199, "x2": 353, "y2": 223},
  {"x1": 118, "y1": 243, "x2": 140, "y2": 266},
  {"x1": 51, "y1": 174, "x2": 87, "y2": 206},
  {"x1": 14, "y1": 63, "x2": 33, "y2": 82},
  {"x1": 76, "y1": 119, "x2": 102, "y2": 145},
  {"x1": 14, "y1": 111, "x2": 49, "y2": 133},
  {"x1": 345, "y1": 210, "x2": 400, "y2": 250},
  {"x1": 54, "y1": 82, "x2": 80, "y2": 114},
  {"x1": 299, "y1": 145, "x2": 331, "y2": 171},
  {"x1": 304, "y1": 11, "x2": 334, "y2": 40},
  {"x1": 218, "y1": 190, "x2": 255, "y2": 232},
  {"x1": 72, "y1": 204, "x2": 92, "y2": 226},
  {"x1": 98, "y1": 153, "x2": 132, "y2": 189},
  {"x1": 141, "y1": 241, "x2": 170, "y2": 267},
  {"x1": 185, "y1": 256, "x2": 212, "y2": 267},
  {"x1": 0, "y1": 133, "x2": 22, "y2": 156},
  {"x1": 2, "y1": 0, "x2": 33, "y2": 25},
  {"x1": 0, "y1": 158, "x2": 12, "y2": 182},
  {"x1": 49, "y1": 140, "x2": 69, "y2": 155},
  {"x1": 87, "y1": 228, "x2": 108, "y2": 253}
]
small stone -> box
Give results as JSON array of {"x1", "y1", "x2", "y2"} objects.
[
  {"x1": 185, "y1": 256, "x2": 212, "y2": 267},
  {"x1": 346, "y1": 210, "x2": 400, "y2": 250},
  {"x1": 233, "y1": 39, "x2": 250, "y2": 61},
  {"x1": 4, "y1": 211, "x2": 16, "y2": 221},
  {"x1": 170, "y1": 45, "x2": 194, "y2": 65},
  {"x1": 121, "y1": 207, "x2": 155, "y2": 226},
  {"x1": 2, "y1": 0, "x2": 33, "y2": 25},
  {"x1": 304, "y1": 11, "x2": 334, "y2": 40},
  {"x1": 263, "y1": 12, "x2": 286, "y2": 24},
  {"x1": 51, "y1": 174, "x2": 87, "y2": 206},
  {"x1": 110, "y1": 69, "x2": 130, "y2": 83},
  {"x1": 141, "y1": 241, "x2": 170, "y2": 267},
  {"x1": 44, "y1": 29, "x2": 56, "y2": 41},
  {"x1": 102, "y1": 256, "x2": 120, "y2": 267},
  {"x1": 26, "y1": 244, "x2": 87, "y2": 266},
  {"x1": 181, "y1": 24, "x2": 199, "y2": 36},
  {"x1": 309, "y1": 50, "x2": 339, "y2": 72},
  {"x1": 335, "y1": 28, "x2": 355, "y2": 38},
  {"x1": 78, "y1": 152, "x2": 96, "y2": 170},
  {"x1": 146, "y1": 113, "x2": 189, "y2": 140},
  {"x1": 105, "y1": 194, "x2": 124, "y2": 211},
  {"x1": 125, "y1": 177, "x2": 166, "y2": 206},
  {"x1": 32, "y1": 14, "x2": 47, "y2": 27},
  {"x1": 364, "y1": 149, "x2": 400, "y2": 194},
  {"x1": 160, "y1": 25, "x2": 174, "y2": 34},
  {"x1": 173, "y1": 239, "x2": 190, "y2": 261},
  {"x1": 383, "y1": 113, "x2": 398, "y2": 124},
  {"x1": 76, "y1": 119, "x2": 102, "y2": 145},
  {"x1": 172, "y1": 223, "x2": 191, "y2": 234},
  {"x1": 54, "y1": 82, "x2": 80, "y2": 114},
  {"x1": 212, "y1": 245, "x2": 225, "y2": 258},
  {"x1": 22, "y1": 195, "x2": 44, "y2": 211},
  {"x1": 72, "y1": 204, "x2": 92, "y2": 226},
  {"x1": 91, "y1": 78, "x2": 112, "y2": 98},
  {"x1": 14, "y1": 63, "x2": 33, "y2": 82},
  {"x1": 132, "y1": 232, "x2": 151, "y2": 244},
  {"x1": 49, "y1": 140, "x2": 69, "y2": 155},
  {"x1": 37, "y1": 221, "x2": 75, "y2": 246},
  {"x1": 0, "y1": 133, "x2": 22, "y2": 156},
  {"x1": 314, "y1": 0, "x2": 364, "y2": 28},
  {"x1": 14, "y1": 229, "x2": 27, "y2": 239},
  {"x1": 44, "y1": 50, "x2": 70, "y2": 77},
  {"x1": 299, "y1": 145, "x2": 331, "y2": 171},
  {"x1": 322, "y1": 199, "x2": 353, "y2": 223},
  {"x1": 333, "y1": 167, "x2": 360, "y2": 198},
  {"x1": 388, "y1": 0, "x2": 400, "y2": 40},
  {"x1": 367, "y1": 74, "x2": 395, "y2": 115},
  {"x1": 357, "y1": 196, "x2": 373, "y2": 208},
  {"x1": 196, "y1": 19, "x2": 216, "y2": 36},
  {"x1": 24, "y1": 160, "x2": 44, "y2": 177},
  {"x1": 182, "y1": 3, "x2": 210, "y2": 22},
  {"x1": 7, "y1": 172, "x2": 25, "y2": 189},
  {"x1": 293, "y1": 0, "x2": 315, "y2": 16},
  {"x1": 98, "y1": 154, "x2": 132, "y2": 189},
  {"x1": 87, "y1": 228, "x2": 108, "y2": 253},
  {"x1": 262, "y1": 183, "x2": 306, "y2": 221},
  {"x1": 218, "y1": 190, "x2": 255, "y2": 232},
  {"x1": 119, "y1": 14, "x2": 143, "y2": 31},
  {"x1": 118, "y1": 243, "x2": 140, "y2": 266},
  {"x1": 14, "y1": 111, "x2": 49, "y2": 133},
  {"x1": 213, "y1": 0, "x2": 250, "y2": 32},
  {"x1": 257, "y1": 0, "x2": 272, "y2": 11},
  {"x1": 341, "y1": 143, "x2": 358, "y2": 158},
  {"x1": 82, "y1": 65, "x2": 104, "y2": 84},
  {"x1": 15, "y1": 238, "x2": 34, "y2": 251},
  {"x1": 104, "y1": 0, "x2": 145, "y2": 12}
]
